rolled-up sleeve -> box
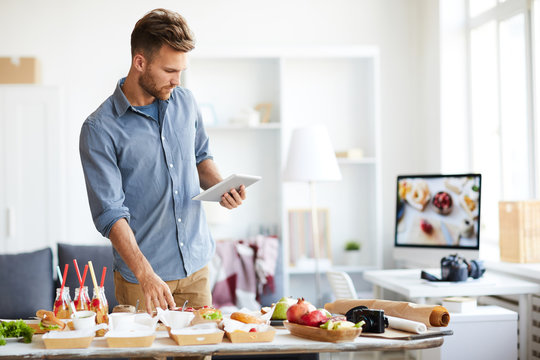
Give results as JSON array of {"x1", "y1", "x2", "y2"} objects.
[
  {"x1": 79, "y1": 121, "x2": 130, "y2": 238},
  {"x1": 194, "y1": 102, "x2": 213, "y2": 165}
]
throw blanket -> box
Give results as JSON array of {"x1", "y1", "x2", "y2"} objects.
[
  {"x1": 210, "y1": 236, "x2": 279, "y2": 310},
  {"x1": 248, "y1": 235, "x2": 279, "y2": 301},
  {"x1": 211, "y1": 240, "x2": 259, "y2": 310}
]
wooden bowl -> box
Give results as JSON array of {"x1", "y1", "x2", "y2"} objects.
[{"x1": 284, "y1": 321, "x2": 362, "y2": 343}]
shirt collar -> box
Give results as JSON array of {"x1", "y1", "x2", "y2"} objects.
[
  {"x1": 112, "y1": 78, "x2": 132, "y2": 117},
  {"x1": 112, "y1": 77, "x2": 172, "y2": 118}
]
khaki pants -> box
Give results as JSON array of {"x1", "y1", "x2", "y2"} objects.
[
  {"x1": 114, "y1": 267, "x2": 212, "y2": 360},
  {"x1": 114, "y1": 266, "x2": 212, "y2": 311}
]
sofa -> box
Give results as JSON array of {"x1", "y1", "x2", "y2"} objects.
[
  {"x1": 0, "y1": 243, "x2": 118, "y2": 319},
  {"x1": 0, "y1": 244, "x2": 317, "y2": 360}
]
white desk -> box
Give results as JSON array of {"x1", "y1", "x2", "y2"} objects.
[{"x1": 363, "y1": 268, "x2": 540, "y2": 360}]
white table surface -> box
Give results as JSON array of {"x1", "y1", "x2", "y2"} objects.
[
  {"x1": 0, "y1": 329, "x2": 444, "y2": 359},
  {"x1": 363, "y1": 268, "x2": 540, "y2": 360},
  {"x1": 363, "y1": 268, "x2": 540, "y2": 299}
]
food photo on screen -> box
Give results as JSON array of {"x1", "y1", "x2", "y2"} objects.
[{"x1": 395, "y1": 174, "x2": 481, "y2": 248}]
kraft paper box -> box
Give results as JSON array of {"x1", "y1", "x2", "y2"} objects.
[
  {"x1": 499, "y1": 200, "x2": 540, "y2": 263},
  {"x1": 225, "y1": 327, "x2": 276, "y2": 343},
  {"x1": 0, "y1": 57, "x2": 41, "y2": 84}
]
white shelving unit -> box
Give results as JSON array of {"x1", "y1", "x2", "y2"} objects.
[{"x1": 183, "y1": 47, "x2": 381, "y2": 303}]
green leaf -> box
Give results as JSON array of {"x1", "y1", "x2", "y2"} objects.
[{"x1": 0, "y1": 320, "x2": 34, "y2": 344}]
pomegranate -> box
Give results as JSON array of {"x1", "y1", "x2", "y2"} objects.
[
  {"x1": 300, "y1": 310, "x2": 329, "y2": 327},
  {"x1": 286, "y1": 298, "x2": 312, "y2": 324}
]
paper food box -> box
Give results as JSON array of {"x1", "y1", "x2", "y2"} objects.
[
  {"x1": 105, "y1": 329, "x2": 156, "y2": 348},
  {"x1": 168, "y1": 326, "x2": 224, "y2": 346},
  {"x1": 42, "y1": 329, "x2": 94, "y2": 349},
  {"x1": 225, "y1": 327, "x2": 276, "y2": 343},
  {"x1": 222, "y1": 317, "x2": 275, "y2": 343}
]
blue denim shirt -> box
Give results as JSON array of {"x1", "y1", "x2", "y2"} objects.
[{"x1": 79, "y1": 78, "x2": 214, "y2": 283}]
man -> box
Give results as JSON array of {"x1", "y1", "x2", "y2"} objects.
[{"x1": 79, "y1": 8, "x2": 246, "y2": 314}]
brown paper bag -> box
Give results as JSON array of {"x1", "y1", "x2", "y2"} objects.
[{"x1": 324, "y1": 299, "x2": 450, "y2": 327}]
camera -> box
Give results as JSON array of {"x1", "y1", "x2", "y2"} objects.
[
  {"x1": 421, "y1": 254, "x2": 486, "y2": 282},
  {"x1": 345, "y1": 306, "x2": 388, "y2": 333}
]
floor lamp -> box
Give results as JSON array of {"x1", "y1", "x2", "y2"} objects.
[{"x1": 283, "y1": 125, "x2": 342, "y2": 307}]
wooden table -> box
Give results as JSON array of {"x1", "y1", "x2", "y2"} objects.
[{"x1": 0, "y1": 329, "x2": 445, "y2": 359}]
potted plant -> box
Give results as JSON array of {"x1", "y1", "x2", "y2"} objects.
[{"x1": 344, "y1": 240, "x2": 361, "y2": 266}]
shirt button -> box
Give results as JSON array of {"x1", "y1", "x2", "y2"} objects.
[
  {"x1": 169, "y1": 163, "x2": 174, "y2": 168},
  {"x1": 177, "y1": 218, "x2": 182, "y2": 222},
  {"x1": 180, "y1": 242, "x2": 184, "y2": 247},
  {"x1": 161, "y1": 136, "x2": 165, "y2": 141},
  {"x1": 174, "y1": 190, "x2": 178, "y2": 195}
]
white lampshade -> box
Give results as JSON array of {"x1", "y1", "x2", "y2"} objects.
[{"x1": 283, "y1": 125, "x2": 342, "y2": 182}]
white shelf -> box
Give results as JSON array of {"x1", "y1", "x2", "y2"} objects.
[
  {"x1": 337, "y1": 157, "x2": 377, "y2": 165},
  {"x1": 206, "y1": 123, "x2": 281, "y2": 131},
  {"x1": 287, "y1": 264, "x2": 377, "y2": 275},
  {"x1": 183, "y1": 46, "x2": 381, "y2": 302}
]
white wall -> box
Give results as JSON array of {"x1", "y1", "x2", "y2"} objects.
[{"x1": 0, "y1": 0, "x2": 440, "y2": 267}]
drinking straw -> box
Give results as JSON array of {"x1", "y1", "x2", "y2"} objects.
[
  {"x1": 81, "y1": 264, "x2": 88, "y2": 286},
  {"x1": 73, "y1": 259, "x2": 83, "y2": 286},
  {"x1": 59, "y1": 263, "x2": 69, "y2": 301},
  {"x1": 56, "y1": 266, "x2": 63, "y2": 286},
  {"x1": 70, "y1": 301, "x2": 77, "y2": 314},
  {"x1": 77, "y1": 264, "x2": 89, "y2": 305},
  {"x1": 88, "y1": 260, "x2": 99, "y2": 292},
  {"x1": 100, "y1": 266, "x2": 107, "y2": 288}
]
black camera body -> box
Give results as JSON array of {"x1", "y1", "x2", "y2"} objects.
[
  {"x1": 345, "y1": 305, "x2": 388, "y2": 333},
  {"x1": 421, "y1": 254, "x2": 486, "y2": 282}
]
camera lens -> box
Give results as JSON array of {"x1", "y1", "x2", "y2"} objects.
[{"x1": 469, "y1": 259, "x2": 485, "y2": 279}]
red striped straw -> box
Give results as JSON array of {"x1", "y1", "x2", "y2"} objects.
[
  {"x1": 81, "y1": 265, "x2": 88, "y2": 285},
  {"x1": 78, "y1": 265, "x2": 88, "y2": 304},
  {"x1": 59, "y1": 263, "x2": 69, "y2": 300},
  {"x1": 100, "y1": 267, "x2": 107, "y2": 288},
  {"x1": 73, "y1": 259, "x2": 83, "y2": 286}
]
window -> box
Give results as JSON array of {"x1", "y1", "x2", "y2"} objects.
[{"x1": 464, "y1": 0, "x2": 536, "y2": 249}]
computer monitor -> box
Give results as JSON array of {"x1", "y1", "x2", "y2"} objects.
[{"x1": 393, "y1": 173, "x2": 481, "y2": 268}]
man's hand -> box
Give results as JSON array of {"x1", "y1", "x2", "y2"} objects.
[
  {"x1": 220, "y1": 185, "x2": 246, "y2": 209},
  {"x1": 109, "y1": 218, "x2": 176, "y2": 314},
  {"x1": 138, "y1": 270, "x2": 176, "y2": 314}
]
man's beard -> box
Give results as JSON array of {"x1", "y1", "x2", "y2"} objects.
[{"x1": 139, "y1": 70, "x2": 174, "y2": 101}]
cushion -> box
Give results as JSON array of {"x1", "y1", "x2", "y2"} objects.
[
  {"x1": 57, "y1": 243, "x2": 119, "y2": 309},
  {"x1": 0, "y1": 248, "x2": 54, "y2": 319}
]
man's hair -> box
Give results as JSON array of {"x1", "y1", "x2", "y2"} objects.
[{"x1": 131, "y1": 8, "x2": 195, "y2": 60}]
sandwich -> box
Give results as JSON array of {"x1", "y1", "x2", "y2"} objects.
[
  {"x1": 191, "y1": 306, "x2": 223, "y2": 325},
  {"x1": 197, "y1": 307, "x2": 222, "y2": 321},
  {"x1": 36, "y1": 309, "x2": 66, "y2": 331}
]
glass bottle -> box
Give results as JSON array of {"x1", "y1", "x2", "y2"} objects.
[
  {"x1": 91, "y1": 286, "x2": 109, "y2": 325},
  {"x1": 53, "y1": 287, "x2": 72, "y2": 319},
  {"x1": 74, "y1": 286, "x2": 91, "y2": 311}
]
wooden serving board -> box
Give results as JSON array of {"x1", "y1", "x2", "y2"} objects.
[{"x1": 283, "y1": 321, "x2": 362, "y2": 343}]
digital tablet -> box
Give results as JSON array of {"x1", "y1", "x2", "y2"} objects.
[{"x1": 192, "y1": 174, "x2": 262, "y2": 201}]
